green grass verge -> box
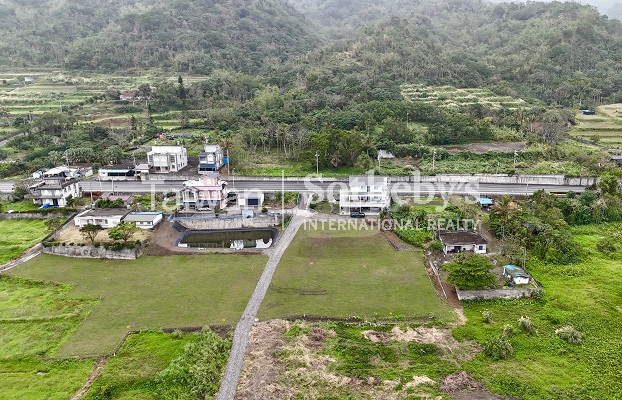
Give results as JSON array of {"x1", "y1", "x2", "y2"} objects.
[
  {"x1": 259, "y1": 227, "x2": 454, "y2": 321},
  {"x1": 8, "y1": 254, "x2": 266, "y2": 356},
  {"x1": 0, "y1": 219, "x2": 50, "y2": 265},
  {"x1": 452, "y1": 223, "x2": 622, "y2": 399}
]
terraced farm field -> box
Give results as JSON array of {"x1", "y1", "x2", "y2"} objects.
[
  {"x1": 571, "y1": 104, "x2": 622, "y2": 148},
  {"x1": 401, "y1": 84, "x2": 532, "y2": 109}
]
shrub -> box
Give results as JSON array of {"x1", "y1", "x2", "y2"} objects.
[
  {"x1": 596, "y1": 237, "x2": 617, "y2": 256},
  {"x1": 518, "y1": 316, "x2": 537, "y2": 335},
  {"x1": 556, "y1": 326, "x2": 583, "y2": 344},
  {"x1": 428, "y1": 240, "x2": 444, "y2": 253},
  {"x1": 155, "y1": 328, "x2": 231, "y2": 398},
  {"x1": 93, "y1": 242, "x2": 101, "y2": 248},
  {"x1": 171, "y1": 329, "x2": 184, "y2": 339},
  {"x1": 483, "y1": 335, "x2": 513, "y2": 360},
  {"x1": 502, "y1": 324, "x2": 514, "y2": 338},
  {"x1": 482, "y1": 310, "x2": 494, "y2": 324}
]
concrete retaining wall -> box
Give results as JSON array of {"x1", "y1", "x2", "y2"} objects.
[
  {"x1": 456, "y1": 287, "x2": 537, "y2": 300},
  {"x1": 42, "y1": 244, "x2": 142, "y2": 259},
  {"x1": 392, "y1": 174, "x2": 597, "y2": 186},
  {"x1": 176, "y1": 215, "x2": 284, "y2": 230}
]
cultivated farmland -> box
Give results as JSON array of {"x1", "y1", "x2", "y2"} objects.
[
  {"x1": 259, "y1": 227, "x2": 455, "y2": 321},
  {"x1": 7, "y1": 253, "x2": 266, "y2": 356}
]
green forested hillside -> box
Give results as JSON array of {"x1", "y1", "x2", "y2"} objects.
[
  {"x1": 0, "y1": 0, "x2": 320, "y2": 73},
  {"x1": 287, "y1": 0, "x2": 622, "y2": 107}
]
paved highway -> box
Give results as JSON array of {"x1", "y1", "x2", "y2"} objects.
[{"x1": 78, "y1": 179, "x2": 587, "y2": 197}]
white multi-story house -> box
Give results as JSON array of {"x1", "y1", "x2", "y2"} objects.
[
  {"x1": 198, "y1": 143, "x2": 225, "y2": 173},
  {"x1": 26, "y1": 166, "x2": 83, "y2": 207},
  {"x1": 180, "y1": 173, "x2": 229, "y2": 211},
  {"x1": 339, "y1": 175, "x2": 390, "y2": 215},
  {"x1": 147, "y1": 146, "x2": 188, "y2": 173}
]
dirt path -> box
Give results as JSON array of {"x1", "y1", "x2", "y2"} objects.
[
  {"x1": 69, "y1": 357, "x2": 107, "y2": 400},
  {"x1": 215, "y1": 212, "x2": 305, "y2": 400}
]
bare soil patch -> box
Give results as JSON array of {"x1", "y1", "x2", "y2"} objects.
[{"x1": 55, "y1": 224, "x2": 152, "y2": 244}]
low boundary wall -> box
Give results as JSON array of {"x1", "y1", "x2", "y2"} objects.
[{"x1": 456, "y1": 287, "x2": 538, "y2": 300}]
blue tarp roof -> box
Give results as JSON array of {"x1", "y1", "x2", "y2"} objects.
[
  {"x1": 503, "y1": 265, "x2": 530, "y2": 278},
  {"x1": 477, "y1": 198, "x2": 494, "y2": 205}
]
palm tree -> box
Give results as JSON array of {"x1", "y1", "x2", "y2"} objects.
[{"x1": 491, "y1": 195, "x2": 513, "y2": 227}]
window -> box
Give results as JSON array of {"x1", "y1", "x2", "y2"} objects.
[{"x1": 478, "y1": 245, "x2": 484, "y2": 250}]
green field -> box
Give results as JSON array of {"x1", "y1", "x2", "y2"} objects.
[
  {"x1": 571, "y1": 104, "x2": 622, "y2": 148},
  {"x1": 0, "y1": 277, "x2": 95, "y2": 399},
  {"x1": 259, "y1": 227, "x2": 455, "y2": 321},
  {"x1": 401, "y1": 84, "x2": 532, "y2": 109},
  {"x1": 0, "y1": 219, "x2": 50, "y2": 265},
  {"x1": 84, "y1": 331, "x2": 198, "y2": 399},
  {"x1": 453, "y1": 223, "x2": 622, "y2": 399},
  {"x1": 8, "y1": 254, "x2": 266, "y2": 356}
]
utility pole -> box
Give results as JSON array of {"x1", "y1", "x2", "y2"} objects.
[
  {"x1": 315, "y1": 152, "x2": 319, "y2": 175},
  {"x1": 406, "y1": 112, "x2": 409, "y2": 126},
  {"x1": 514, "y1": 150, "x2": 518, "y2": 168},
  {"x1": 432, "y1": 149, "x2": 437, "y2": 172},
  {"x1": 378, "y1": 153, "x2": 381, "y2": 172}
]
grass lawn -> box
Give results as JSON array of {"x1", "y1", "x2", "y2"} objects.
[
  {"x1": 0, "y1": 219, "x2": 50, "y2": 265},
  {"x1": 259, "y1": 227, "x2": 454, "y2": 321},
  {"x1": 7, "y1": 254, "x2": 266, "y2": 356},
  {"x1": 84, "y1": 331, "x2": 199, "y2": 399},
  {"x1": 452, "y1": 223, "x2": 622, "y2": 399}
]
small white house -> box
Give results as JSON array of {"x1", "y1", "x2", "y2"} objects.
[
  {"x1": 503, "y1": 265, "x2": 530, "y2": 285},
  {"x1": 439, "y1": 231, "x2": 488, "y2": 254},
  {"x1": 74, "y1": 209, "x2": 130, "y2": 228},
  {"x1": 122, "y1": 212, "x2": 163, "y2": 229},
  {"x1": 237, "y1": 190, "x2": 265, "y2": 210}
]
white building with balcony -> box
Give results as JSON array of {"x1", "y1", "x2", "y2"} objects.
[
  {"x1": 26, "y1": 166, "x2": 83, "y2": 207},
  {"x1": 339, "y1": 175, "x2": 390, "y2": 215},
  {"x1": 180, "y1": 173, "x2": 229, "y2": 211},
  {"x1": 198, "y1": 143, "x2": 225, "y2": 173},
  {"x1": 147, "y1": 145, "x2": 188, "y2": 173}
]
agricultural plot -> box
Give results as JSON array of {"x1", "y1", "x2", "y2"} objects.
[
  {"x1": 0, "y1": 276, "x2": 95, "y2": 399},
  {"x1": 7, "y1": 253, "x2": 266, "y2": 356},
  {"x1": 453, "y1": 223, "x2": 622, "y2": 399},
  {"x1": 571, "y1": 104, "x2": 622, "y2": 148},
  {"x1": 0, "y1": 219, "x2": 50, "y2": 265},
  {"x1": 401, "y1": 84, "x2": 530, "y2": 109},
  {"x1": 259, "y1": 227, "x2": 455, "y2": 321}
]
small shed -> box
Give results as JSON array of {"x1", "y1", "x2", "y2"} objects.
[
  {"x1": 122, "y1": 212, "x2": 163, "y2": 229},
  {"x1": 439, "y1": 231, "x2": 487, "y2": 254},
  {"x1": 476, "y1": 198, "x2": 494, "y2": 208},
  {"x1": 580, "y1": 109, "x2": 596, "y2": 115},
  {"x1": 503, "y1": 265, "x2": 530, "y2": 285}
]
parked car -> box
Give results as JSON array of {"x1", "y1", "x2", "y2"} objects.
[{"x1": 350, "y1": 211, "x2": 365, "y2": 218}]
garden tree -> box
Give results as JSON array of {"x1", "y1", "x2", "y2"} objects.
[
  {"x1": 136, "y1": 84, "x2": 152, "y2": 99},
  {"x1": 65, "y1": 195, "x2": 75, "y2": 208},
  {"x1": 499, "y1": 235, "x2": 525, "y2": 265},
  {"x1": 598, "y1": 173, "x2": 619, "y2": 196},
  {"x1": 446, "y1": 253, "x2": 496, "y2": 290},
  {"x1": 108, "y1": 222, "x2": 138, "y2": 242},
  {"x1": 177, "y1": 75, "x2": 187, "y2": 100},
  {"x1": 11, "y1": 184, "x2": 29, "y2": 202},
  {"x1": 44, "y1": 218, "x2": 65, "y2": 231},
  {"x1": 79, "y1": 224, "x2": 103, "y2": 244},
  {"x1": 489, "y1": 196, "x2": 514, "y2": 235}
]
